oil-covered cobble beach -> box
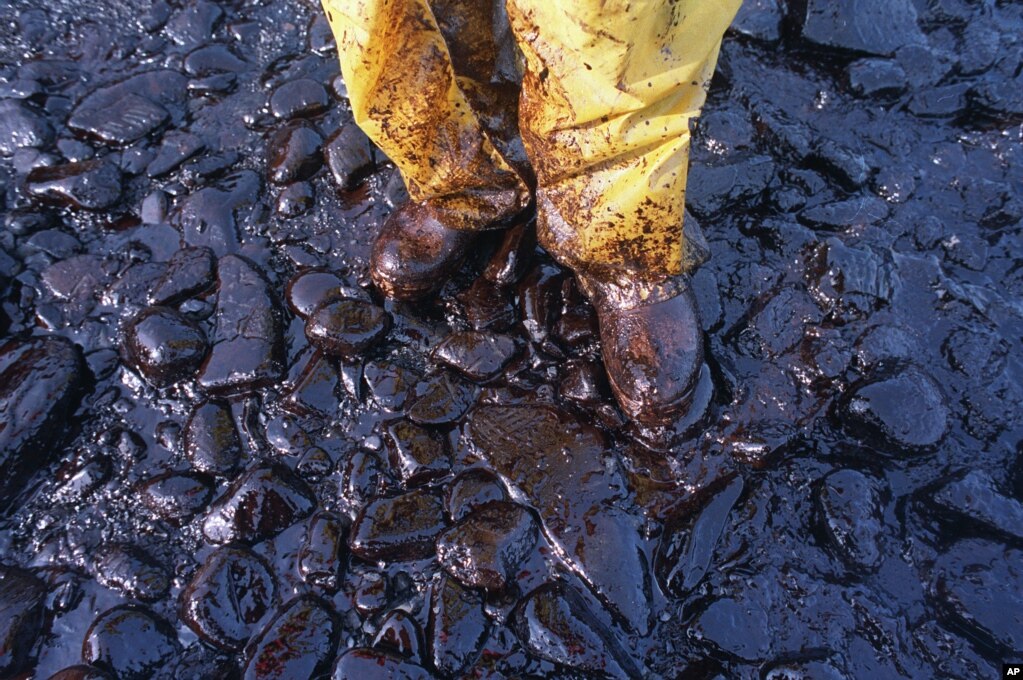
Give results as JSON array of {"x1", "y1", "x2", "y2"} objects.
[{"x1": 1, "y1": 0, "x2": 1022, "y2": 677}]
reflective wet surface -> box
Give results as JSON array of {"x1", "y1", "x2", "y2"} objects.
[{"x1": 1, "y1": 0, "x2": 1022, "y2": 678}]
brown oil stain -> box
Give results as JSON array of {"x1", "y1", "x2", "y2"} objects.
[{"x1": 323, "y1": 0, "x2": 741, "y2": 279}]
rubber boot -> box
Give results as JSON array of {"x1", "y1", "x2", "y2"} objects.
[
  {"x1": 370, "y1": 202, "x2": 480, "y2": 301},
  {"x1": 577, "y1": 272, "x2": 704, "y2": 426}
]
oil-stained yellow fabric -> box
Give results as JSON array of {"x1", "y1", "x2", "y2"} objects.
[
  {"x1": 507, "y1": 0, "x2": 741, "y2": 278},
  {"x1": 321, "y1": 0, "x2": 739, "y2": 277},
  {"x1": 321, "y1": 0, "x2": 530, "y2": 229}
]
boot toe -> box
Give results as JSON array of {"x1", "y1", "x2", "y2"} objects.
[
  {"x1": 369, "y1": 203, "x2": 476, "y2": 301},
  {"x1": 597, "y1": 287, "x2": 704, "y2": 425}
]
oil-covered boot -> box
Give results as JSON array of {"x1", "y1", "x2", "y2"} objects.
[
  {"x1": 576, "y1": 272, "x2": 704, "y2": 426},
  {"x1": 370, "y1": 202, "x2": 481, "y2": 301}
]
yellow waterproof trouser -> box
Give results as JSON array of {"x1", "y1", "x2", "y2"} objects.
[{"x1": 322, "y1": 0, "x2": 740, "y2": 279}]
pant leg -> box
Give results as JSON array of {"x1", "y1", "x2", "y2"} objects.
[
  {"x1": 427, "y1": 0, "x2": 533, "y2": 185},
  {"x1": 321, "y1": 0, "x2": 530, "y2": 229},
  {"x1": 505, "y1": 0, "x2": 741, "y2": 280}
]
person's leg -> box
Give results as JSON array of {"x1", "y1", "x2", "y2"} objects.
[
  {"x1": 506, "y1": 0, "x2": 741, "y2": 424},
  {"x1": 322, "y1": 0, "x2": 530, "y2": 297}
]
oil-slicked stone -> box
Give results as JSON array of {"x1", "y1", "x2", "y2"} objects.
[
  {"x1": 202, "y1": 465, "x2": 316, "y2": 544},
  {"x1": 469, "y1": 404, "x2": 652, "y2": 634},
  {"x1": 943, "y1": 326, "x2": 1010, "y2": 381},
  {"x1": 974, "y1": 76, "x2": 1023, "y2": 118},
  {"x1": 848, "y1": 59, "x2": 907, "y2": 96},
  {"x1": 264, "y1": 413, "x2": 310, "y2": 455},
  {"x1": 457, "y1": 277, "x2": 517, "y2": 331},
  {"x1": 324, "y1": 124, "x2": 374, "y2": 190},
  {"x1": 350, "y1": 487, "x2": 447, "y2": 561},
  {"x1": 340, "y1": 451, "x2": 381, "y2": 512},
  {"x1": 83, "y1": 606, "x2": 180, "y2": 680},
  {"x1": 373, "y1": 610, "x2": 424, "y2": 661},
  {"x1": 171, "y1": 170, "x2": 261, "y2": 255},
  {"x1": 270, "y1": 78, "x2": 329, "y2": 120},
  {"x1": 690, "y1": 596, "x2": 773, "y2": 662},
  {"x1": 765, "y1": 661, "x2": 848, "y2": 680},
  {"x1": 385, "y1": 420, "x2": 451, "y2": 486},
  {"x1": 283, "y1": 351, "x2": 342, "y2": 418},
  {"x1": 483, "y1": 219, "x2": 537, "y2": 286},
  {"x1": 22, "y1": 214, "x2": 70, "y2": 251},
  {"x1": 808, "y1": 238, "x2": 896, "y2": 314},
  {"x1": 139, "y1": 471, "x2": 213, "y2": 522},
  {"x1": 53, "y1": 453, "x2": 111, "y2": 504},
  {"x1": 276, "y1": 181, "x2": 314, "y2": 217},
  {"x1": 958, "y1": 18, "x2": 999, "y2": 75},
  {"x1": 151, "y1": 645, "x2": 235, "y2": 680},
  {"x1": 798, "y1": 196, "x2": 889, "y2": 230},
  {"x1": 305, "y1": 298, "x2": 390, "y2": 358},
  {"x1": 95, "y1": 544, "x2": 171, "y2": 601},
  {"x1": 406, "y1": 372, "x2": 478, "y2": 426},
  {"x1": 444, "y1": 469, "x2": 507, "y2": 522},
  {"x1": 0, "y1": 337, "x2": 89, "y2": 507},
  {"x1": 364, "y1": 359, "x2": 420, "y2": 411},
  {"x1": 298, "y1": 511, "x2": 347, "y2": 590},
  {"x1": 656, "y1": 475, "x2": 744, "y2": 596},
  {"x1": 686, "y1": 154, "x2": 775, "y2": 216},
  {"x1": 810, "y1": 140, "x2": 871, "y2": 189},
  {"x1": 854, "y1": 326, "x2": 917, "y2": 368},
  {"x1": 352, "y1": 570, "x2": 389, "y2": 615},
  {"x1": 816, "y1": 470, "x2": 883, "y2": 570},
  {"x1": 184, "y1": 44, "x2": 247, "y2": 76},
  {"x1": 332, "y1": 648, "x2": 435, "y2": 680},
  {"x1": 104, "y1": 262, "x2": 167, "y2": 311},
  {"x1": 183, "y1": 400, "x2": 242, "y2": 475},
  {"x1": 68, "y1": 70, "x2": 187, "y2": 142},
  {"x1": 930, "y1": 539, "x2": 1023, "y2": 653},
  {"x1": 839, "y1": 364, "x2": 948, "y2": 451},
  {"x1": 338, "y1": 357, "x2": 365, "y2": 401},
  {"x1": 308, "y1": 13, "x2": 335, "y2": 53},
  {"x1": 180, "y1": 545, "x2": 277, "y2": 652},
  {"x1": 46, "y1": 665, "x2": 113, "y2": 680},
  {"x1": 433, "y1": 331, "x2": 520, "y2": 382},
  {"x1": 68, "y1": 93, "x2": 168, "y2": 145},
  {"x1": 26, "y1": 160, "x2": 123, "y2": 210},
  {"x1": 512, "y1": 582, "x2": 642, "y2": 680},
  {"x1": 908, "y1": 83, "x2": 970, "y2": 118},
  {"x1": 0, "y1": 566, "x2": 46, "y2": 678},
  {"x1": 559, "y1": 360, "x2": 608, "y2": 405},
  {"x1": 286, "y1": 269, "x2": 365, "y2": 318},
  {"x1": 294, "y1": 447, "x2": 330, "y2": 483},
  {"x1": 517, "y1": 263, "x2": 566, "y2": 345},
  {"x1": 199, "y1": 255, "x2": 284, "y2": 392},
  {"x1": 148, "y1": 246, "x2": 216, "y2": 306},
  {"x1": 0, "y1": 99, "x2": 53, "y2": 155},
  {"x1": 428, "y1": 575, "x2": 489, "y2": 677},
  {"x1": 185, "y1": 71, "x2": 232, "y2": 95},
  {"x1": 436, "y1": 501, "x2": 539, "y2": 592},
  {"x1": 122, "y1": 306, "x2": 208, "y2": 387},
  {"x1": 893, "y1": 43, "x2": 949, "y2": 87},
  {"x1": 553, "y1": 305, "x2": 598, "y2": 348},
  {"x1": 241, "y1": 596, "x2": 339, "y2": 680},
  {"x1": 267, "y1": 122, "x2": 323, "y2": 185},
  {"x1": 41, "y1": 254, "x2": 108, "y2": 300},
  {"x1": 750, "y1": 286, "x2": 822, "y2": 356},
  {"x1": 932, "y1": 470, "x2": 1023, "y2": 542},
  {"x1": 165, "y1": 0, "x2": 223, "y2": 45},
  {"x1": 801, "y1": 0, "x2": 924, "y2": 56},
  {"x1": 146, "y1": 131, "x2": 204, "y2": 177},
  {"x1": 732, "y1": 0, "x2": 782, "y2": 42},
  {"x1": 188, "y1": 71, "x2": 236, "y2": 94}
]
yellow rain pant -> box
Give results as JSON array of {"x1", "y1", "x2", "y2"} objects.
[{"x1": 322, "y1": 0, "x2": 740, "y2": 279}]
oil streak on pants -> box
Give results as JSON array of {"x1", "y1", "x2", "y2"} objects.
[{"x1": 321, "y1": 0, "x2": 740, "y2": 279}]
